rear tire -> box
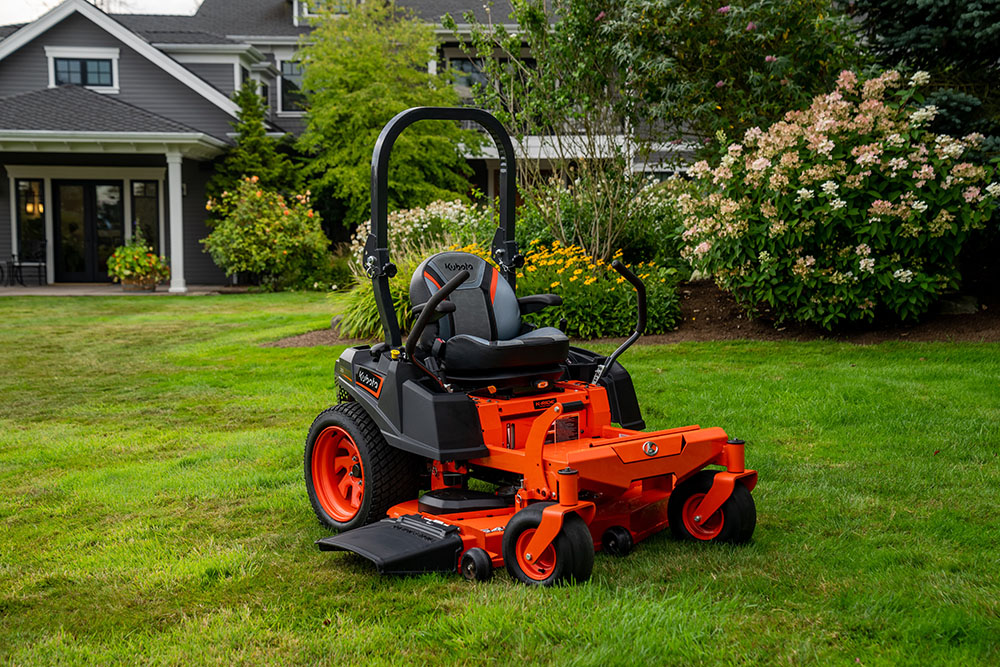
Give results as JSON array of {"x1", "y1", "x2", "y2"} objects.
[
  {"x1": 602, "y1": 526, "x2": 634, "y2": 557},
  {"x1": 304, "y1": 403, "x2": 420, "y2": 532},
  {"x1": 461, "y1": 548, "x2": 493, "y2": 582},
  {"x1": 668, "y1": 470, "x2": 756, "y2": 544}
]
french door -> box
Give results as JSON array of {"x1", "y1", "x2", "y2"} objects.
[{"x1": 54, "y1": 181, "x2": 124, "y2": 282}]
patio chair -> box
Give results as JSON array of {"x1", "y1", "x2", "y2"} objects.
[{"x1": 8, "y1": 240, "x2": 47, "y2": 286}]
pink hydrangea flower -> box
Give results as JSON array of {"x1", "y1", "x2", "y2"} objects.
[
  {"x1": 717, "y1": 5, "x2": 731, "y2": 13},
  {"x1": 716, "y1": 80, "x2": 726, "y2": 88},
  {"x1": 594, "y1": 10, "x2": 606, "y2": 21},
  {"x1": 765, "y1": 55, "x2": 777, "y2": 63},
  {"x1": 746, "y1": 21, "x2": 756, "y2": 31}
]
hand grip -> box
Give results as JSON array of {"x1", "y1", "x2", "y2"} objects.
[
  {"x1": 611, "y1": 260, "x2": 646, "y2": 335},
  {"x1": 405, "y1": 270, "x2": 470, "y2": 362}
]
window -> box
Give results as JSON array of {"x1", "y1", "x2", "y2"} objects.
[
  {"x1": 300, "y1": 0, "x2": 351, "y2": 17},
  {"x1": 241, "y1": 66, "x2": 251, "y2": 86},
  {"x1": 449, "y1": 58, "x2": 487, "y2": 103},
  {"x1": 260, "y1": 82, "x2": 270, "y2": 110},
  {"x1": 55, "y1": 58, "x2": 113, "y2": 86},
  {"x1": 131, "y1": 181, "x2": 160, "y2": 252},
  {"x1": 16, "y1": 180, "x2": 46, "y2": 254},
  {"x1": 280, "y1": 61, "x2": 306, "y2": 113},
  {"x1": 46, "y1": 47, "x2": 119, "y2": 93}
]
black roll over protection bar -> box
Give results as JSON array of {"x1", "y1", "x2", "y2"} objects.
[
  {"x1": 365, "y1": 107, "x2": 523, "y2": 348},
  {"x1": 593, "y1": 260, "x2": 647, "y2": 384}
]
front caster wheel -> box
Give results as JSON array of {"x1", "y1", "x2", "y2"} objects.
[
  {"x1": 668, "y1": 470, "x2": 756, "y2": 544},
  {"x1": 304, "y1": 402, "x2": 419, "y2": 532},
  {"x1": 461, "y1": 548, "x2": 493, "y2": 582},
  {"x1": 503, "y1": 503, "x2": 594, "y2": 586}
]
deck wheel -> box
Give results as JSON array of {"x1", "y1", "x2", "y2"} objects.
[
  {"x1": 602, "y1": 526, "x2": 634, "y2": 557},
  {"x1": 304, "y1": 402, "x2": 420, "y2": 532},
  {"x1": 461, "y1": 548, "x2": 493, "y2": 582},
  {"x1": 668, "y1": 470, "x2": 756, "y2": 544}
]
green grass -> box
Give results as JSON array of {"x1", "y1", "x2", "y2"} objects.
[{"x1": 0, "y1": 293, "x2": 998, "y2": 665}]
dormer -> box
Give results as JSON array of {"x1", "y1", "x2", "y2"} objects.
[{"x1": 292, "y1": 0, "x2": 353, "y2": 27}]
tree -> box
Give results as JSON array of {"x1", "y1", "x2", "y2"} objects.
[
  {"x1": 605, "y1": 0, "x2": 864, "y2": 153},
  {"x1": 208, "y1": 81, "x2": 300, "y2": 201},
  {"x1": 296, "y1": 2, "x2": 478, "y2": 228},
  {"x1": 850, "y1": 0, "x2": 1000, "y2": 142},
  {"x1": 445, "y1": 0, "x2": 654, "y2": 260}
]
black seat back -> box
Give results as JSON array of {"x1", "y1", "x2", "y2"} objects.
[{"x1": 409, "y1": 251, "x2": 521, "y2": 342}]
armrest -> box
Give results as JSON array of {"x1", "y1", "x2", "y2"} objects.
[
  {"x1": 517, "y1": 293, "x2": 563, "y2": 315},
  {"x1": 410, "y1": 300, "x2": 457, "y2": 321}
]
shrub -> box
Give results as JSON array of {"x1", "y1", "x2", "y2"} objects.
[
  {"x1": 518, "y1": 170, "x2": 693, "y2": 269},
  {"x1": 338, "y1": 239, "x2": 681, "y2": 340},
  {"x1": 202, "y1": 177, "x2": 331, "y2": 290},
  {"x1": 347, "y1": 200, "x2": 494, "y2": 269},
  {"x1": 681, "y1": 69, "x2": 1000, "y2": 328},
  {"x1": 107, "y1": 226, "x2": 170, "y2": 286}
]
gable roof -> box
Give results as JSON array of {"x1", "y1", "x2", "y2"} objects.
[
  {"x1": 0, "y1": 85, "x2": 201, "y2": 134},
  {"x1": 0, "y1": 0, "x2": 239, "y2": 117}
]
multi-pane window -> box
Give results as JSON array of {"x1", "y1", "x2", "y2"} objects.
[
  {"x1": 131, "y1": 181, "x2": 160, "y2": 252},
  {"x1": 280, "y1": 61, "x2": 306, "y2": 112},
  {"x1": 54, "y1": 58, "x2": 113, "y2": 86},
  {"x1": 449, "y1": 58, "x2": 487, "y2": 102},
  {"x1": 16, "y1": 180, "x2": 45, "y2": 254}
]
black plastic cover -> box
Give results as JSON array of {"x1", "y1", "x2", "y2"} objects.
[
  {"x1": 563, "y1": 346, "x2": 645, "y2": 430},
  {"x1": 418, "y1": 489, "x2": 514, "y2": 515},
  {"x1": 316, "y1": 515, "x2": 463, "y2": 574}
]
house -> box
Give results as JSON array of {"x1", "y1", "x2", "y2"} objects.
[{"x1": 0, "y1": 0, "x2": 512, "y2": 290}]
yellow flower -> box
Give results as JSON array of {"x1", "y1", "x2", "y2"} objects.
[
  {"x1": 557, "y1": 268, "x2": 565, "y2": 274},
  {"x1": 527, "y1": 265, "x2": 537, "y2": 272},
  {"x1": 570, "y1": 275, "x2": 578, "y2": 282},
  {"x1": 550, "y1": 281, "x2": 560, "y2": 288},
  {"x1": 616, "y1": 276, "x2": 625, "y2": 283},
  {"x1": 573, "y1": 268, "x2": 583, "y2": 275}
]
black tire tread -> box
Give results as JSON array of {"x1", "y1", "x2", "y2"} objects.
[
  {"x1": 668, "y1": 470, "x2": 756, "y2": 544},
  {"x1": 304, "y1": 403, "x2": 421, "y2": 531}
]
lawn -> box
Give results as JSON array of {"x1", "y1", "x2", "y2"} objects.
[{"x1": 0, "y1": 293, "x2": 997, "y2": 665}]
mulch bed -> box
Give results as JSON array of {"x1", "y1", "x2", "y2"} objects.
[{"x1": 264, "y1": 280, "x2": 1000, "y2": 348}]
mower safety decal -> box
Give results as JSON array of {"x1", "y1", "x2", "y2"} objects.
[{"x1": 355, "y1": 367, "x2": 385, "y2": 398}]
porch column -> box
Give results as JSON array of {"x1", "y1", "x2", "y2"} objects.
[{"x1": 166, "y1": 151, "x2": 186, "y2": 294}]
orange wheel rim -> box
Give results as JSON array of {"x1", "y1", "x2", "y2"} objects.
[
  {"x1": 311, "y1": 426, "x2": 364, "y2": 522},
  {"x1": 514, "y1": 528, "x2": 557, "y2": 581},
  {"x1": 681, "y1": 493, "x2": 724, "y2": 540}
]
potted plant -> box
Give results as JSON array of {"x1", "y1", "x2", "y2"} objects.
[{"x1": 107, "y1": 227, "x2": 170, "y2": 291}]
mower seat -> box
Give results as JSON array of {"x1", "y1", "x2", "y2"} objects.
[{"x1": 409, "y1": 251, "x2": 569, "y2": 386}]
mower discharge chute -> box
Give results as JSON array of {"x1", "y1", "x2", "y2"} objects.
[{"x1": 304, "y1": 107, "x2": 757, "y2": 586}]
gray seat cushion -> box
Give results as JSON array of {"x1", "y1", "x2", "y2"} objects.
[{"x1": 444, "y1": 329, "x2": 570, "y2": 372}]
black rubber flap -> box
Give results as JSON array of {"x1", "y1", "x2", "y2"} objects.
[
  {"x1": 418, "y1": 488, "x2": 514, "y2": 515},
  {"x1": 316, "y1": 514, "x2": 463, "y2": 574}
]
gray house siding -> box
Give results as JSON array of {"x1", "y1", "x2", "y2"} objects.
[
  {"x1": 0, "y1": 12, "x2": 236, "y2": 140},
  {"x1": 0, "y1": 167, "x2": 10, "y2": 265},
  {"x1": 185, "y1": 62, "x2": 236, "y2": 97},
  {"x1": 174, "y1": 158, "x2": 225, "y2": 284}
]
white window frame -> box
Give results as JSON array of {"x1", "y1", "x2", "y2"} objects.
[
  {"x1": 276, "y1": 58, "x2": 306, "y2": 117},
  {"x1": 293, "y1": 0, "x2": 352, "y2": 26},
  {"x1": 45, "y1": 46, "x2": 120, "y2": 94}
]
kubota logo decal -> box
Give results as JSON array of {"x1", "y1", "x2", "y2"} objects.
[
  {"x1": 355, "y1": 368, "x2": 384, "y2": 398},
  {"x1": 533, "y1": 398, "x2": 557, "y2": 410},
  {"x1": 444, "y1": 262, "x2": 474, "y2": 272}
]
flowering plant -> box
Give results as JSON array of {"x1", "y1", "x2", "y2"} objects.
[
  {"x1": 681, "y1": 69, "x2": 999, "y2": 328},
  {"x1": 107, "y1": 226, "x2": 170, "y2": 287},
  {"x1": 202, "y1": 176, "x2": 330, "y2": 290}
]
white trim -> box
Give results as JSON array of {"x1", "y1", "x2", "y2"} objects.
[
  {"x1": 233, "y1": 63, "x2": 241, "y2": 92},
  {"x1": 170, "y1": 53, "x2": 242, "y2": 65},
  {"x1": 154, "y1": 43, "x2": 263, "y2": 58},
  {"x1": 45, "y1": 45, "x2": 120, "y2": 93},
  {"x1": 7, "y1": 175, "x2": 15, "y2": 261},
  {"x1": 165, "y1": 151, "x2": 186, "y2": 294},
  {"x1": 43, "y1": 179, "x2": 54, "y2": 284},
  {"x1": 0, "y1": 0, "x2": 239, "y2": 117},
  {"x1": 0, "y1": 131, "x2": 226, "y2": 160}
]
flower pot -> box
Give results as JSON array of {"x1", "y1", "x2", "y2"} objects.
[{"x1": 122, "y1": 278, "x2": 157, "y2": 292}]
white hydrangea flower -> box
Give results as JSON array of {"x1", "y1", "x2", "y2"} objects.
[
  {"x1": 909, "y1": 105, "x2": 939, "y2": 126},
  {"x1": 859, "y1": 258, "x2": 875, "y2": 273},
  {"x1": 911, "y1": 200, "x2": 928, "y2": 213},
  {"x1": 821, "y1": 180, "x2": 838, "y2": 195},
  {"x1": 830, "y1": 198, "x2": 846, "y2": 210},
  {"x1": 986, "y1": 182, "x2": 1000, "y2": 198},
  {"x1": 909, "y1": 71, "x2": 930, "y2": 87},
  {"x1": 796, "y1": 188, "x2": 814, "y2": 202},
  {"x1": 893, "y1": 268, "x2": 914, "y2": 283}
]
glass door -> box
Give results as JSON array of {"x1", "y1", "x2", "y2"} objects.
[{"x1": 54, "y1": 181, "x2": 123, "y2": 282}]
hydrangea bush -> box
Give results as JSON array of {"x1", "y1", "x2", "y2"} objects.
[{"x1": 681, "y1": 70, "x2": 999, "y2": 328}]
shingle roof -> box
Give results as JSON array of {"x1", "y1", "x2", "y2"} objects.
[
  {"x1": 0, "y1": 23, "x2": 25, "y2": 38},
  {"x1": 135, "y1": 29, "x2": 239, "y2": 44},
  {"x1": 403, "y1": 1, "x2": 516, "y2": 25},
  {"x1": 0, "y1": 85, "x2": 202, "y2": 134}
]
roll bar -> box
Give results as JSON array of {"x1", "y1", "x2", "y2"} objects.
[{"x1": 364, "y1": 107, "x2": 522, "y2": 347}]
